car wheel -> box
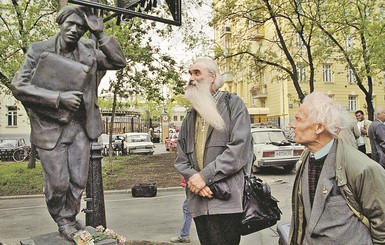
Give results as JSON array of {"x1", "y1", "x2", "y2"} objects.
[
  {"x1": 283, "y1": 164, "x2": 295, "y2": 173},
  {"x1": 13, "y1": 148, "x2": 27, "y2": 162}
]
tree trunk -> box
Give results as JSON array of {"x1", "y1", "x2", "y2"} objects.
[
  {"x1": 108, "y1": 86, "x2": 118, "y2": 174},
  {"x1": 27, "y1": 144, "x2": 37, "y2": 169}
]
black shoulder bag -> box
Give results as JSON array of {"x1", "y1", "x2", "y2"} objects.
[{"x1": 240, "y1": 172, "x2": 282, "y2": 235}]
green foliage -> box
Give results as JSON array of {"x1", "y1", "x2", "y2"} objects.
[
  {"x1": 0, "y1": 0, "x2": 57, "y2": 89},
  {"x1": 214, "y1": 0, "x2": 385, "y2": 115},
  {"x1": 0, "y1": 0, "x2": 212, "y2": 116}
]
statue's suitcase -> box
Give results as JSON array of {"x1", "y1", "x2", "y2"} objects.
[{"x1": 132, "y1": 183, "x2": 157, "y2": 197}]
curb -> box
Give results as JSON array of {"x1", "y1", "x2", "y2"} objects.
[{"x1": 0, "y1": 186, "x2": 183, "y2": 200}]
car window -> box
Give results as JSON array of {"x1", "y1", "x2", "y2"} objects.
[
  {"x1": 127, "y1": 135, "x2": 151, "y2": 143},
  {"x1": 252, "y1": 131, "x2": 286, "y2": 144}
]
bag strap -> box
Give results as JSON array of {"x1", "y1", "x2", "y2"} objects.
[{"x1": 339, "y1": 188, "x2": 370, "y2": 229}]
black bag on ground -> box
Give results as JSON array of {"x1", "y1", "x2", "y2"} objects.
[
  {"x1": 240, "y1": 175, "x2": 282, "y2": 235},
  {"x1": 131, "y1": 183, "x2": 157, "y2": 197}
]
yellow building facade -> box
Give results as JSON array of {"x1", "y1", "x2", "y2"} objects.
[{"x1": 214, "y1": 5, "x2": 385, "y2": 127}]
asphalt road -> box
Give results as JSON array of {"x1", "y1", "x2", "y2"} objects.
[{"x1": 0, "y1": 143, "x2": 295, "y2": 245}]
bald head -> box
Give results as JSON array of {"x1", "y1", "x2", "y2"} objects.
[{"x1": 375, "y1": 108, "x2": 385, "y2": 122}]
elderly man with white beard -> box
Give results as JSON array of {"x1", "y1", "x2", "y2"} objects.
[{"x1": 175, "y1": 57, "x2": 254, "y2": 245}]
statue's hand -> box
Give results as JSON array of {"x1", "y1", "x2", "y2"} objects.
[
  {"x1": 59, "y1": 91, "x2": 83, "y2": 111},
  {"x1": 84, "y1": 14, "x2": 104, "y2": 35}
]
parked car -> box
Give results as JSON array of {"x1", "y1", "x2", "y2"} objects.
[
  {"x1": 154, "y1": 127, "x2": 176, "y2": 134},
  {"x1": 113, "y1": 134, "x2": 125, "y2": 152},
  {"x1": 165, "y1": 133, "x2": 178, "y2": 151},
  {"x1": 98, "y1": 134, "x2": 125, "y2": 156},
  {"x1": 98, "y1": 134, "x2": 110, "y2": 156},
  {"x1": 251, "y1": 127, "x2": 305, "y2": 173},
  {"x1": 0, "y1": 138, "x2": 27, "y2": 161},
  {"x1": 122, "y1": 133, "x2": 154, "y2": 155}
]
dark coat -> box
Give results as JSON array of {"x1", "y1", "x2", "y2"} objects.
[
  {"x1": 368, "y1": 119, "x2": 385, "y2": 167},
  {"x1": 11, "y1": 34, "x2": 126, "y2": 150}
]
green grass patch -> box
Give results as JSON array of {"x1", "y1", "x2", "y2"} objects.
[
  {"x1": 0, "y1": 161, "x2": 44, "y2": 196},
  {"x1": 0, "y1": 153, "x2": 179, "y2": 197}
]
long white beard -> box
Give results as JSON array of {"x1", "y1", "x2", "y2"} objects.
[{"x1": 185, "y1": 79, "x2": 225, "y2": 131}]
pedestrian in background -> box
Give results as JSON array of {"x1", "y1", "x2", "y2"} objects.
[
  {"x1": 170, "y1": 176, "x2": 192, "y2": 243},
  {"x1": 368, "y1": 108, "x2": 385, "y2": 168},
  {"x1": 175, "y1": 57, "x2": 254, "y2": 245},
  {"x1": 289, "y1": 91, "x2": 385, "y2": 244},
  {"x1": 338, "y1": 118, "x2": 360, "y2": 148},
  {"x1": 355, "y1": 110, "x2": 372, "y2": 157}
]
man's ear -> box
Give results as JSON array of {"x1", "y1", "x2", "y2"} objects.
[
  {"x1": 315, "y1": 123, "x2": 325, "y2": 134},
  {"x1": 210, "y1": 72, "x2": 216, "y2": 83}
]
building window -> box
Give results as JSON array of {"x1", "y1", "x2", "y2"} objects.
[
  {"x1": 173, "y1": 116, "x2": 178, "y2": 121},
  {"x1": 296, "y1": 64, "x2": 306, "y2": 82},
  {"x1": 296, "y1": 33, "x2": 304, "y2": 49},
  {"x1": 180, "y1": 115, "x2": 184, "y2": 121},
  {"x1": 7, "y1": 106, "x2": 17, "y2": 126},
  {"x1": 323, "y1": 64, "x2": 332, "y2": 83},
  {"x1": 348, "y1": 96, "x2": 357, "y2": 112},
  {"x1": 345, "y1": 34, "x2": 353, "y2": 50},
  {"x1": 347, "y1": 67, "x2": 356, "y2": 84}
]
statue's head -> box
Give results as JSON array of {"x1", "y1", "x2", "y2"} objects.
[{"x1": 56, "y1": 6, "x2": 88, "y2": 45}]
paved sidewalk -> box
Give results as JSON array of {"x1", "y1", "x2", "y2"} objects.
[
  {"x1": 0, "y1": 175, "x2": 293, "y2": 245},
  {"x1": 0, "y1": 143, "x2": 294, "y2": 245}
]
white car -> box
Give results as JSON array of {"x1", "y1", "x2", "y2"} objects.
[
  {"x1": 251, "y1": 127, "x2": 305, "y2": 173},
  {"x1": 122, "y1": 133, "x2": 154, "y2": 155}
]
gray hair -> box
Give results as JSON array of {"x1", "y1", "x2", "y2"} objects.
[
  {"x1": 193, "y1": 57, "x2": 224, "y2": 90},
  {"x1": 302, "y1": 91, "x2": 351, "y2": 138},
  {"x1": 56, "y1": 5, "x2": 87, "y2": 25}
]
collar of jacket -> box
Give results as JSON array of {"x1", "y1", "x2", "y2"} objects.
[{"x1": 335, "y1": 140, "x2": 348, "y2": 187}]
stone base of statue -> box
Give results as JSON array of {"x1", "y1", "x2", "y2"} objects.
[{"x1": 20, "y1": 226, "x2": 117, "y2": 245}]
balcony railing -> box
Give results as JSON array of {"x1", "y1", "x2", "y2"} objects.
[{"x1": 250, "y1": 85, "x2": 267, "y2": 98}]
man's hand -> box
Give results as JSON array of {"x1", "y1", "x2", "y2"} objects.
[
  {"x1": 188, "y1": 173, "x2": 206, "y2": 194},
  {"x1": 59, "y1": 91, "x2": 83, "y2": 111},
  {"x1": 84, "y1": 14, "x2": 104, "y2": 37},
  {"x1": 198, "y1": 186, "x2": 213, "y2": 199}
]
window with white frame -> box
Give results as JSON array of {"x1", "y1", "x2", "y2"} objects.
[
  {"x1": 296, "y1": 64, "x2": 306, "y2": 82},
  {"x1": 323, "y1": 64, "x2": 332, "y2": 83},
  {"x1": 345, "y1": 34, "x2": 353, "y2": 50},
  {"x1": 296, "y1": 33, "x2": 304, "y2": 49},
  {"x1": 347, "y1": 67, "x2": 356, "y2": 84},
  {"x1": 7, "y1": 106, "x2": 17, "y2": 126},
  {"x1": 348, "y1": 96, "x2": 357, "y2": 111}
]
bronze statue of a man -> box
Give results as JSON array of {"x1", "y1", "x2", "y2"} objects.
[{"x1": 10, "y1": 5, "x2": 126, "y2": 242}]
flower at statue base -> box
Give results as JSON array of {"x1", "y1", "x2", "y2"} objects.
[
  {"x1": 73, "y1": 230, "x2": 94, "y2": 245},
  {"x1": 95, "y1": 225, "x2": 127, "y2": 245}
]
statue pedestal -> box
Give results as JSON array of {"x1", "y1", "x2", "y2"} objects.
[{"x1": 20, "y1": 226, "x2": 117, "y2": 245}]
